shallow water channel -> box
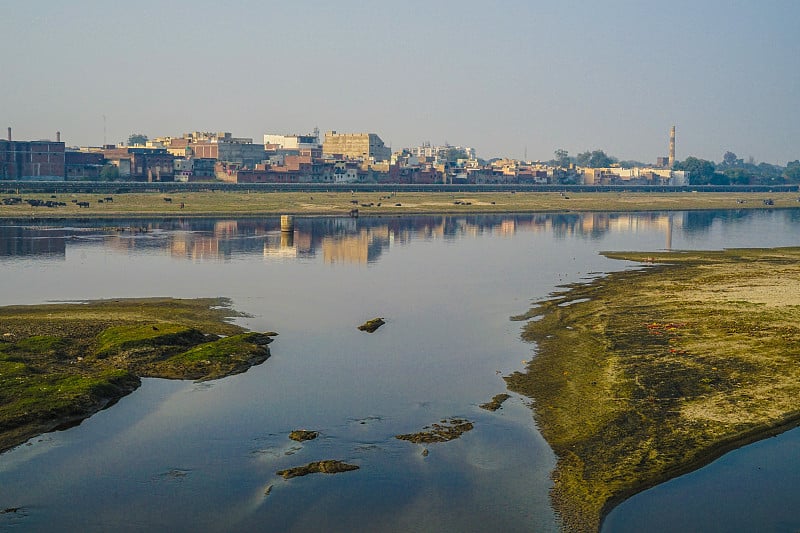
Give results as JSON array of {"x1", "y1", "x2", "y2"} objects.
[{"x1": 0, "y1": 211, "x2": 799, "y2": 532}]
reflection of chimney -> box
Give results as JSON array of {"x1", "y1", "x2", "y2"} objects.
[
  {"x1": 666, "y1": 214, "x2": 673, "y2": 251},
  {"x1": 56, "y1": 131, "x2": 61, "y2": 142},
  {"x1": 668, "y1": 126, "x2": 676, "y2": 168},
  {"x1": 7, "y1": 127, "x2": 10, "y2": 141}
]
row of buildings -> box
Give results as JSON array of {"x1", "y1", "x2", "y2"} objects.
[{"x1": 1, "y1": 127, "x2": 687, "y2": 186}]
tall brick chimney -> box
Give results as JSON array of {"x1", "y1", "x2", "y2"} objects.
[
  {"x1": 668, "y1": 125, "x2": 676, "y2": 169},
  {"x1": 57, "y1": 131, "x2": 61, "y2": 142},
  {"x1": 7, "y1": 127, "x2": 10, "y2": 141}
]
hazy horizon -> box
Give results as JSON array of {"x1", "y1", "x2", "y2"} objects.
[{"x1": 2, "y1": 1, "x2": 798, "y2": 166}]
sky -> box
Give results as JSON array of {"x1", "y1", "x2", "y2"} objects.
[{"x1": 2, "y1": 0, "x2": 799, "y2": 165}]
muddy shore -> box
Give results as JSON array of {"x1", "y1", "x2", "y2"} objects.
[{"x1": 506, "y1": 247, "x2": 800, "y2": 532}]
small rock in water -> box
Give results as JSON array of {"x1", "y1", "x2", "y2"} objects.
[
  {"x1": 358, "y1": 318, "x2": 385, "y2": 333},
  {"x1": 288, "y1": 430, "x2": 318, "y2": 442}
]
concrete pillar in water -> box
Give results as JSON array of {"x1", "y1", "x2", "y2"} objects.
[
  {"x1": 280, "y1": 215, "x2": 294, "y2": 233},
  {"x1": 280, "y1": 230, "x2": 294, "y2": 248}
]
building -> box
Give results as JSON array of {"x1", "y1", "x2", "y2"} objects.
[
  {"x1": 0, "y1": 130, "x2": 65, "y2": 180},
  {"x1": 323, "y1": 131, "x2": 391, "y2": 162},
  {"x1": 189, "y1": 137, "x2": 265, "y2": 168},
  {"x1": 411, "y1": 142, "x2": 476, "y2": 163},
  {"x1": 65, "y1": 150, "x2": 105, "y2": 180},
  {"x1": 102, "y1": 146, "x2": 175, "y2": 181},
  {"x1": 264, "y1": 132, "x2": 321, "y2": 154}
]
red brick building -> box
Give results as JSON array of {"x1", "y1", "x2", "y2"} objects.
[
  {"x1": 102, "y1": 147, "x2": 174, "y2": 181},
  {"x1": 0, "y1": 140, "x2": 65, "y2": 180},
  {"x1": 65, "y1": 150, "x2": 105, "y2": 180}
]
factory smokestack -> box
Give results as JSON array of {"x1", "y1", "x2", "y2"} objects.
[
  {"x1": 7, "y1": 127, "x2": 10, "y2": 142},
  {"x1": 668, "y1": 126, "x2": 676, "y2": 168},
  {"x1": 56, "y1": 131, "x2": 61, "y2": 142}
]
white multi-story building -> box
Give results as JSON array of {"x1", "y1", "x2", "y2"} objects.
[
  {"x1": 264, "y1": 131, "x2": 321, "y2": 151},
  {"x1": 410, "y1": 142, "x2": 476, "y2": 162}
]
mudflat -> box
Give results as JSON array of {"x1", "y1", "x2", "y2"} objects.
[{"x1": 506, "y1": 247, "x2": 800, "y2": 532}]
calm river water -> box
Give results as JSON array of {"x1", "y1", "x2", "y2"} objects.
[{"x1": 0, "y1": 211, "x2": 799, "y2": 532}]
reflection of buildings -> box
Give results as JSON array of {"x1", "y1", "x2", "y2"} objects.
[
  {"x1": 0, "y1": 211, "x2": 743, "y2": 264},
  {"x1": 321, "y1": 227, "x2": 391, "y2": 264},
  {"x1": 0, "y1": 226, "x2": 66, "y2": 258}
]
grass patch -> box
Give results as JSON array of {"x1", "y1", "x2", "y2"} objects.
[
  {"x1": 506, "y1": 247, "x2": 800, "y2": 532},
  {"x1": 2, "y1": 191, "x2": 800, "y2": 218},
  {"x1": 0, "y1": 298, "x2": 275, "y2": 453}
]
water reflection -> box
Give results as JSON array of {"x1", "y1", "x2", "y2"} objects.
[
  {"x1": 1, "y1": 209, "x2": 799, "y2": 532},
  {"x1": 0, "y1": 226, "x2": 66, "y2": 257},
  {"x1": 0, "y1": 210, "x2": 786, "y2": 263}
]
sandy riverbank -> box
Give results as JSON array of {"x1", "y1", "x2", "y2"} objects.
[{"x1": 506, "y1": 247, "x2": 800, "y2": 532}]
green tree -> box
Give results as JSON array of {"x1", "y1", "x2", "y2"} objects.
[
  {"x1": 675, "y1": 157, "x2": 717, "y2": 184},
  {"x1": 128, "y1": 133, "x2": 148, "y2": 146},
  {"x1": 575, "y1": 149, "x2": 615, "y2": 168},
  {"x1": 721, "y1": 151, "x2": 740, "y2": 167},
  {"x1": 723, "y1": 168, "x2": 752, "y2": 185},
  {"x1": 99, "y1": 164, "x2": 120, "y2": 181},
  {"x1": 444, "y1": 147, "x2": 468, "y2": 162},
  {"x1": 588, "y1": 150, "x2": 614, "y2": 168},
  {"x1": 618, "y1": 160, "x2": 646, "y2": 169},
  {"x1": 785, "y1": 160, "x2": 800, "y2": 182},
  {"x1": 554, "y1": 149, "x2": 570, "y2": 168}
]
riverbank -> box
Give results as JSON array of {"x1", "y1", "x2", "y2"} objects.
[
  {"x1": 0, "y1": 298, "x2": 275, "y2": 454},
  {"x1": 1, "y1": 191, "x2": 799, "y2": 218},
  {"x1": 505, "y1": 247, "x2": 800, "y2": 532}
]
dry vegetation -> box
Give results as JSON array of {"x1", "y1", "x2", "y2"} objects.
[{"x1": 2, "y1": 191, "x2": 800, "y2": 218}]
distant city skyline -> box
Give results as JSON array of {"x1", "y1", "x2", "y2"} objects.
[{"x1": 2, "y1": 1, "x2": 799, "y2": 165}]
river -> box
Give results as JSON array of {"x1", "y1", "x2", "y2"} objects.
[{"x1": 0, "y1": 211, "x2": 798, "y2": 532}]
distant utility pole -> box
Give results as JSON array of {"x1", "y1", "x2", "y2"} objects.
[{"x1": 103, "y1": 114, "x2": 107, "y2": 146}]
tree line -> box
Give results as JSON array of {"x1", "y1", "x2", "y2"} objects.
[{"x1": 551, "y1": 148, "x2": 800, "y2": 185}]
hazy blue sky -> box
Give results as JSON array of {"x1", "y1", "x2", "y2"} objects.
[{"x1": 2, "y1": 0, "x2": 798, "y2": 164}]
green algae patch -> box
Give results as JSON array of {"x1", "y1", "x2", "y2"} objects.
[
  {"x1": 94, "y1": 323, "x2": 207, "y2": 358},
  {"x1": 395, "y1": 418, "x2": 474, "y2": 444},
  {"x1": 506, "y1": 247, "x2": 800, "y2": 532},
  {"x1": 277, "y1": 460, "x2": 359, "y2": 479},
  {"x1": 161, "y1": 332, "x2": 273, "y2": 381},
  {"x1": 0, "y1": 298, "x2": 275, "y2": 453}
]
